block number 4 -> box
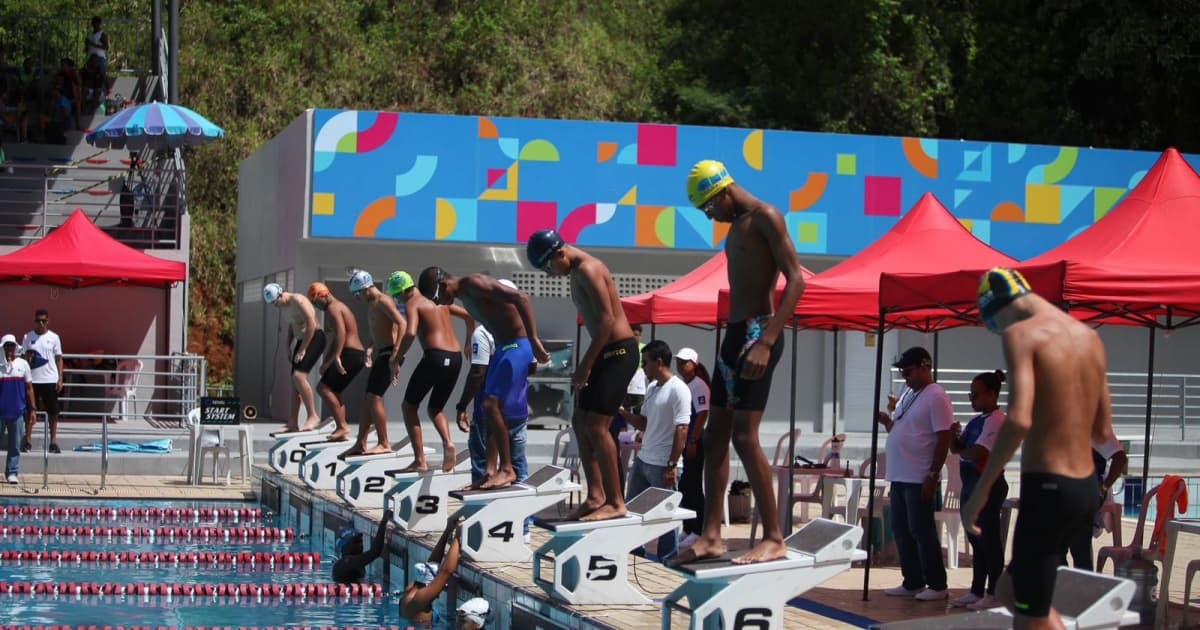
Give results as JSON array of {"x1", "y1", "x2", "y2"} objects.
[{"x1": 487, "y1": 521, "x2": 515, "y2": 542}]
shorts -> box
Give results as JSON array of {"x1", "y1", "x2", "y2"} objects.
[
  {"x1": 481, "y1": 338, "x2": 533, "y2": 422},
  {"x1": 710, "y1": 315, "x2": 783, "y2": 411},
  {"x1": 577, "y1": 337, "x2": 639, "y2": 416},
  {"x1": 33, "y1": 383, "x2": 59, "y2": 416},
  {"x1": 319, "y1": 348, "x2": 366, "y2": 394},
  {"x1": 1009, "y1": 471, "x2": 1100, "y2": 617},
  {"x1": 291, "y1": 330, "x2": 326, "y2": 374},
  {"x1": 365, "y1": 346, "x2": 395, "y2": 397},
  {"x1": 404, "y1": 350, "x2": 463, "y2": 410}
]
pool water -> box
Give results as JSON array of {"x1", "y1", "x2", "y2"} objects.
[{"x1": 0, "y1": 499, "x2": 415, "y2": 628}]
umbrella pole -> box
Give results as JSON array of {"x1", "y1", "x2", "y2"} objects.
[
  {"x1": 862, "y1": 313, "x2": 887, "y2": 601},
  {"x1": 1141, "y1": 326, "x2": 1156, "y2": 490},
  {"x1": 832, "y1": 328, "x2": 839, "y2": 437},
  {"x1": 650, "y1": 323, "x2": 656, "y2": 341},
  {"x1": 786, "y1": 317, "x2": 798, "y2": 536}
]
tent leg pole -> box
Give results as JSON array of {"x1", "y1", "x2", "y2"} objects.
[
  {"x1": 863, "y1": 314, "x2": 886, "y2": 601},
  {"x1": 832, "y1": 329, "x2": 839, "y2": 437},
  {"x1": 786, "y1": 318, "x2": 798, "y2": 536},
  {"x1": 1142, "y1": 326, "x2": 1156, "y2": 490},
  {"x1": 932, "y1": 330, "x2": 940, "y2": 381}
]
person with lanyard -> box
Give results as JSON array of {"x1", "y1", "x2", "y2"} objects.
[
  {"x1": 875, "y1": 346, "x2": 953, "y2": 601},
  {"x1": 949, "y1": 370, "x2": 1009, "y2": 610},
  {"x1": 1065, "y1": 433, "x2": 1127, "y2": 570}
]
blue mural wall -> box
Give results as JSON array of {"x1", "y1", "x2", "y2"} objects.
[{"x1": 309, "y1": 110, "x2": 1189, "y2": 260}]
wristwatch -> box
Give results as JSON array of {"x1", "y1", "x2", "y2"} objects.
[
  {"x1": 927, "y1": 470, "x2": 941, "y2": 480},
  {"x1": 667, "y1": 460, "x2": 679, "y2": 468}
]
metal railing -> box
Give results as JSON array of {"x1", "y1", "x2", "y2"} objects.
[
  {"x1": 0, "y1": 15, "x2": 153, "y2": 74},
  {"x1": 59, "y1": 352, "x2": 206, "y2": 427},
  {"x1": 0, "y1": 156, "x2": 185, "y2": 248}
]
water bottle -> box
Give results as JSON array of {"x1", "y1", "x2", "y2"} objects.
[{"x1": 827, "y1": 437, "x2": 841, "y2": 469}]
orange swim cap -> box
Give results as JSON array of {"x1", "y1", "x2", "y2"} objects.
[{"x1": 307, "y1": 282, "x2": 331, "y2": 301}]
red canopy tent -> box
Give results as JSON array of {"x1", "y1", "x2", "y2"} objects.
[{"x1": 0, "y1": 209, "x2": 186, "y2": 287}]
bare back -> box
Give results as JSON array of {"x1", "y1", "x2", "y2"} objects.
[
  {"x1": 367, "y1": 294, "x2": 403, "y2": 350},
  {"x1": 458, "y1": 274, "x2": 526, "y2": 343},
  {"x1": 411, "y1": 295, "x2": 460, "y2": 353},
  {"x1": 570, "y1": 254, "x2": 634, "y2": 345},
  {"x1": 1006, "y1": 298, "x2": 1113, "y2": 478},
  {"x1": 326, "y1": 300, "x2": 364, "y2": 351},
  {"x1": 284, "y1": 297, "x2": 314, "y2": 340},
  {"x1": 724, "y1": 205, "x2": 783, "y2": 323}
]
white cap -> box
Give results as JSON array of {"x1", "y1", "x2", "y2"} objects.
[
  {"x1": 263, "y1": 283, "x2": 283, "y2": 304},
  {"x1": 498, "y1": 279, "x2": 518, "y2": 290},
  {"x1": 413, "y1": 561, "x2": 438, "y2": 584},
  {"x1": 674, "y1": 347, "x2": 699, "y2": 363},
  {"x1": 457, "y1": 597, "x2": 490, "y2": 626}
]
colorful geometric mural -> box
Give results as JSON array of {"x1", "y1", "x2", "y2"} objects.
[{"x1": 309, "y1": 110, "x2": 1192, "y2": 259}]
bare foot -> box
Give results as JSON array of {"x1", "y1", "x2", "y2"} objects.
[
  {"x1": 363, "y1": 443, "x2": 393, "y2": 456},
  {"x1": 579, "y1": 504, "x2": 627, "y2": 522},
  {"x1": 441, "y1": 444, "x2": 456, "y2": 473},
  {"x1": 283, "y1": 423, "x2": 300, "y2": 433},
  {"x1": 339, "y1": 445, "x2": 366, "y2": 459},
  {"x1": 299, "y1": 416, "x2": 322, "y2": 431},
  {"x1": 479, "y1": 470, "x2": 517, "y2": 490},
  {"x1": 326, "y1": 430, "x2": 350, "y2": 442},
  {"x1": 397, "y1": 461, "x2": 429, "y2": 474},
  {"x1": 732, "y1": 539, "x2": 788, "y2": 565},
  {"x1": 667, "y1": 537, "x2": 727, "y2": 568},
  {"x1": 563, "y1": 501, "x2": 603, "y2": 521}
]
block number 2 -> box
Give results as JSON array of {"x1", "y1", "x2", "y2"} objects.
[
  {"x1": 733, "y1": 608, "x2": 772, "y2": 630},
  {"x1": 487, "y1": 521, "x2": 515, "y2": 542},
  {"x1": 363, "y1": 477, "x2": 386, "y2": 493}
]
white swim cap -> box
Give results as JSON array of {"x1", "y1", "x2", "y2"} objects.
[
  {"x1": 349, "y1": 270, "x2": 374, "y2": 293},
  {"x1": 457, "y1": 597, "x2": 490, "y2": 626},
  {"x1": 263, "y1": 283, "x2": 283, "y2": 304},
  {"x1": 413, "y1": 561, "x2": 438, "y2": 584}
]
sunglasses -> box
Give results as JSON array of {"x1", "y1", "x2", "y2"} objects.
[
  {"x1": 701, "y1": 196, "x2": 720, "y2": 216},
  {"x1": 35, "y1": 318, "x2": 48, "y2": 323}
]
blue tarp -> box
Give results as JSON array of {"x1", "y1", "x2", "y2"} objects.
[{"x1": 73, "y1": 439, "x2": 172, "y2": 453}]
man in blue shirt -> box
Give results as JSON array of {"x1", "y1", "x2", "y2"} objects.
[{"x1": 1, "y1": 334, "x2": 35, "y2": 484}]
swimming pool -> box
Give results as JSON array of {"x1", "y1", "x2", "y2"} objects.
[{"x1": 0, "y1": 499, "x2": 415, "y2": 628}]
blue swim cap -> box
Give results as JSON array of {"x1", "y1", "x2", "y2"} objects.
[{"x1": 335, "y1": 525, "x2": 361, "y2": 555}]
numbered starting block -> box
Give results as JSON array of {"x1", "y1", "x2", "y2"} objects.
[
  {"x1": 664, "y1": 518, "x2": 867, "y2": 630},
  {"x1": 336, "y1": 445, "x2": 442, "y2": 510},
  {"x1": 450, "y1": 465, "x2": 580, "y2": 562},
  {"x1": 267, "y1": 422, "x2": 334, "y2": 476},
  {"x1": 869, "y1": 567, "x2": 1138, "y2": 630},
  {"x1": 300, "y1": 437, "x2": 412, "y2": 492},
  {"x1": 533, "y1": 487, "x2": 695, "y2": 605},
  {"x1": 384, "y1": 454, "x2": 472, "y2": 532}
]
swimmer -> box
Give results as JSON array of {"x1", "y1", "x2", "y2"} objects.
[
  {"x1": 263, "y1": 283, "x2": 326, "y2": 432},
  {"x1": 331, "y1": 508, "x2": 392, "y2": 584},
  {"x1": 308, "y1": 282, "x2": 366, "y2": 442},
  {"x1": 342, "y1": 270, "x2": 407, "y2": 458},
  {"x1": 456, "y1": 597, "x2": 491, "y2": 629},
  {"x1": 400, "y1": 516, "x2": 464, "y2": 625},
  {"x1": 962, "y1": 268, "x2": 1117, "y2": 630}
]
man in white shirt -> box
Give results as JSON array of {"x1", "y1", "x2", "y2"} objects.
[
  {"x1": 875, "y1": 346, "x2": 953, "y2": 601},
  {"x1": 21, "y1": 309, "x2": 63, "y2": 453},
  {"x1": 617, "y1": 339, "x2": 690, "y2": 562},
  {"x1": 1, "y1": 334, "x2": 35, "y2": 484}
]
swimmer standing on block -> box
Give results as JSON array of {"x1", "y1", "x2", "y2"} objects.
[
  {"x1": 393, "y1": 270, "x2": 475, "y2": 473},
  {"x1": 343, "y1": 270, "x2": 407, "y2": 458},
  {"x1": 263, "y1": 283, "x2": 326, "y2": 432},
  {"x1": 962, "y1": 268, "x2": 1116, "y2": 630},
  {"x1": 527, "y1": 229, "x2": 639, "y2": 521},
  {"x1": 416, "y1": 268, "x2": 549, "y2": 489},
  {"x1": 308, "y1": 282, "x2": 366, "y2": 442},
  {"x1": 670, "y1": 160, "x2": 806, "y2": 566}
]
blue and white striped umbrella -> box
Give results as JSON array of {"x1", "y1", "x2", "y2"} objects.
[{"x1": 86, "y1": 101, "x2": 225, "y2": 150}]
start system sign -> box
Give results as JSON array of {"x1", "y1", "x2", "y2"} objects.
[{"x1": 200, "y1": 397, "x2": 241, "y2": 425}]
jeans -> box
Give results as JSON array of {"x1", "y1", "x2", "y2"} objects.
[
  {"x1": 468, "y1": 414, "x2": 530, "y2": 533},
  {"x1": 1, "y1": 417, "x2": 22, "y2": 476},
  {"x1": 625, "y1": 457, "x2": 678, "y2": 561},
  {"x1": 889, "y1": 481, "x2": 947, "y2": 591},
  {"x1": 961, "y1": 475, "x2": 1008, "y2": 595}
]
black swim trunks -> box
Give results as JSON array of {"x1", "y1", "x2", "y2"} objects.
[
  {"x1": 365, "y1": 346, "x2": 395, "y2": 397},
  {"x1": 291, "y1": 330, "x2": 327, "y2": 374},
  {"x1": 710, "y1": 315, "x2": 783, "y2": 411},
  {"x1": 319, "y1": 348, "x2": 366, "y2": 394},
  {"x1": 577, "y1": 337, "x2": 639, "y2": 416},
  {"x1": 1009, "y1": 471, "x2": 1100, "y2": 617},
  {"x1": 404, "y1": 349, "x2": 463, "y2": 411}
]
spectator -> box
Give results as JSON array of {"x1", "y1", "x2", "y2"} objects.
[
  {"x1": 57, "y1": 58, "x2": 82, "y2": 130},
  {"x1": 1065, "y1": 433, "x2": 1127, "y2": 570},
  {"x1": 332, "y1": 509, "x2": 392, "y2": 584},
  {"x1": 456, "y1": 597, "x2": 491, "y2": 629},
  {"x1": 80, "y1": 54, "x2": 108, "y2": 115},
  {"x1": 949, "y1": 370, "x2": 1009, "y2": 610},
  {"x1": 673, "y1": 346, "x2": 710, "y2": 548},
  {"x1": 401, "y1": 516, "x2": 464, "y2": 625},
  {"x1": 21, "y1": 309, "x2": 63, "y2": 454},
  {"x1": 875, "y1": 346, "x2": 953, "y2": 601},
  {"x1": 39, "y1": 83, "x2": 72, "y2": 144},
  {"x1": 85, "y1": 17, "x2": 109, "y2": 72},
  {"x1": 1, "y1": 334, "x2": 35, "y2": 484},
  {"x1": 616, "y1": 339, "x2": 690, "y2": 562}
]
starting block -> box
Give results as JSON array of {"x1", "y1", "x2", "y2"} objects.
[
  {"x1": 868, "y1": 567, "x2": 1138, "y2": 630},
  {"x1": 450, "y1": 465, "x2": 580, "y2": 562},
  {"x1": 300, "y1": 437, "x2": 413, "y2": 492},
  {"x1": 664, "y1": 518, "x2": 867, "y2": 630},
  {"x1": 384, "y1": 454, "x2": 472, "y2": 532},
  {"x1": 335, "y1": 445, "x2": 443, "y2": 510},
  {"x1": 267, "y1": 423, "x2": 334, "y2": 476},
  {"x1": 533, "y1": 487, "x2": 695, "y2": 605}
]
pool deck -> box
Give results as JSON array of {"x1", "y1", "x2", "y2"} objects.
[{"x1": 2, "y1": 470, "x2": 1198, "y2": 629}]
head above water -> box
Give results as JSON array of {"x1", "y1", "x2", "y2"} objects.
[
  {"x1": 335, "y1": 525, "x2": 362, "y2": 556},
  {"x1": 412, "y1": 561, "x2": 438, "y2": 585},
  {"x1": 977, "y1": 267, "x2": 1032, "y2": 334},
  {"x1": 457, "y1": 597, "x2": 490, "y2": 628}
]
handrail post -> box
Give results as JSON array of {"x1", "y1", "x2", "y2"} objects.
[{"x1": 100, "y1": 412, "x2": 109, "y2": 491}]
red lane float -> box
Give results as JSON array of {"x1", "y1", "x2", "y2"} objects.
[
  {"x1": 0, "y1": 582, "x2": 382, "y2": 600},
  {"x1": 0, "y1": 550, "x2": 318, "y2": 567},
  {"x1": 0, "y1": 525, "x2": 292, "y2": 541},
  {"x1": 0, "y1": 506, "x2": 263, "y2": 522}
]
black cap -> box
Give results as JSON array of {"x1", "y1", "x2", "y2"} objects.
[{"x1": 892, "y1": 346, "x2": 932, "y2": 369}]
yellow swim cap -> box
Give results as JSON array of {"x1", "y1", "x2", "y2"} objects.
[
  {"x1": 686, "y1": 160, "x2": 734, "y2": 208},
  {"x1": 977, "y1": 267, "x2": 1031, "y2": 331}
]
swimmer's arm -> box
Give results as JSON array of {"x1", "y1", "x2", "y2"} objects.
[
  {"x1": 448, "y1": 305, "x2": 475, "y2": 355},
  {"x1": 382, "y1": 302, "x2": 408, "y2": 362},
  {"x1": 362, "y1": 511, "x2": 390, "y2": 563},
  {"x1": 397, "y1": 300, "x2": 421, "y2": 360},
  {"x1": 456, "y1": 365, "x2": 487, "y2": 414},
  {"x1": 575, "y1": 262, "x2": 617, "y2": 373},
  {"x1": 488, "y1": 277, "x2": 546, "y2": 354},
  {"x1": 753, "y1": 207, "x2": 807, "y2": 345},
  {"x1": 327, "y1": 305, "x2": 347, "y2": 360},
  {"x1": 429, "y1": 515, "x2": 458, "y2": 563},
  {"x1": 1104, "y1": 450, "x2": 1128, "y2": 491},
  {"x1": 412, "y1": 535, "x2": 460, "y2": 607}
]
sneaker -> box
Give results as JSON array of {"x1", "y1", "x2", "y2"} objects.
[
  {"x1": 5, "y1": 474, "x2": 17, "y2": 485},
  {"x1": 950, "y1": 592, "x2": 982, "y2": 607},
  {"x1": 915, "y1": 588, "x2": 949, "y2": 601},
  {"x1": 884, "y1": 585, "x2": 922, "y2": 597},
  {"x1": 967, "y1": 594, "x2": 1000, "y2": 610},
  {"x1": 49, "y1": 443, "x2": 61, "y2": 454},
  {"x1": 20, "y1": 441, "x2": 30, "y2": 453}
]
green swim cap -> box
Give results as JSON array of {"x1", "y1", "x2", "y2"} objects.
[{"x1": 387, "y1": 271, "x2": 414, "y2": 296}]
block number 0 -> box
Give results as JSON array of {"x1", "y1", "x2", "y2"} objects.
[
  {"x1": 415, "y1": 495, "x2": 439, "y2": 514},
  {"x1": 288, "y1": 450, "x2": 304, "y2": 463},
  {"x1": 733, "y1": 608, "x2": 772, "y2": 630}
]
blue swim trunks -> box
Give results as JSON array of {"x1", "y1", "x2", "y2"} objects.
[
  {"x1": 481, "y1": 337, "x2": 533, "y2": 422},
  {"x1": 711, "y1": 314, "x2": 782, "y2": 411}
]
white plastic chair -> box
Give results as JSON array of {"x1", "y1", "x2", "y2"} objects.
[
  {"x1": 1096, "y1": 481, "x2": 1186, "y2": 574},
  {"x1": 552, "y1": 427, "x2": 582, "y2": 505},
  {"x1": 749, "y1": 430, "x2": 804, "y2": 544},
  {"x1": 934, "y1": 454, "x2": 964, "y2": 569},
  {"x1": 108, "y1": 359, "x2": 143, "y2": 421},
  {"x1": 185, "y1": 408, "x2": 229, "y2": 484}
]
